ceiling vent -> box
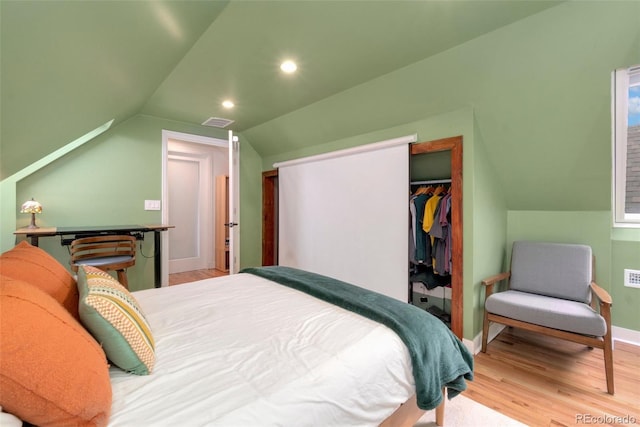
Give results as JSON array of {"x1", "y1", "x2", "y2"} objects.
[{"x1": 202, "y1": 117, "x2": 235, "y2": 128}]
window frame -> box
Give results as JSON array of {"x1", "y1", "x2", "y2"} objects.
[{"x1": 612, "y1": 65, "x2": 640, "y2": 228}]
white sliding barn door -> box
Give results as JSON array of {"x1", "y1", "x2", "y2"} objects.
[{"x1": 275, "y1": 135, "x2": 415, "y2": 301}]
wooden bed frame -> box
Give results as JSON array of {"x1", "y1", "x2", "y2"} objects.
[{"x1": 380, "y1": 392, "x2": 445, "y2": 427}]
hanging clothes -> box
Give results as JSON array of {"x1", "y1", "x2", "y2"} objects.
[
  {"x1": 409, "y1": 196, "x2": 417, "y2": 265},
  {"x1": 410, "y1": 183, "x2": 452, "y2": 277},
  {"x1": 411, "y1": 192, "x2": 431, "y2": 265},
  {"x1": 429, "y1": 191, "x2": 452, "y2": 274},
  {"x1": 422, "y1": 187, "x2": 444, "y2": 269}
]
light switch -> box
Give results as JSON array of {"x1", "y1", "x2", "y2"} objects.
[{"x1": 144, "y1": 200, "x2": 161, "y2": 211}]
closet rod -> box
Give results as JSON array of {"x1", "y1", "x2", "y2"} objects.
[{"x1": 410, "y1": 179, "x2": 452, "y2": 185}]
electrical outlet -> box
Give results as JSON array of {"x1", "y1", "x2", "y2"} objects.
[
  {"x1": 144, "y1": 200, "x2": 161, "y2": 211},
  {"x1": 624, "y1": 269, "x2": 640, "y2": 288}
]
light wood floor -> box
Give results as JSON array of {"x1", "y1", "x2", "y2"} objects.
[
  {"x1": 168, "y1": 268, "x2": 228, "y2": 286},
  {"x1": 467, "y1": 328, "x2": 639, "y2": 426},
  {"x1": 169, "y1": 269, "x2": 639, "y2": 426}
]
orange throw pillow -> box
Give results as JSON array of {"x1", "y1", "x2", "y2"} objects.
[
  {"x1": 0, "y1": 241, "x2": 79, "y2": 320},
  {"x1": 0, "y1": 276, "x2": 112, "y2": 427}
]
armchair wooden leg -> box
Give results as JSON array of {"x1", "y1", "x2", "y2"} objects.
[
  {"x1": 481, "y1": 312, "x2": 490, "y2": 353},
  {"x1": 601, "y1": 303, "x2": 614, "y2": 395},
  {"x1": 603, "y1": 336, "x2": 614, "y2": 395}
]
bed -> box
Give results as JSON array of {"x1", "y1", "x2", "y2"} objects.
[
  {"x1": 0, "y1": 242, "x2": 473, "y2": 427},
  {"x1": 109, "y1": 266, "x2": 473, "y2": 426}
]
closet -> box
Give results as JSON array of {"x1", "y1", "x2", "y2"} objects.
[
  {"x1": 261, "y1": 135, "x2": 463, "y2": 338},
  {"x1": 410, "y1": 137, "x2": 463, "y2": 338}
]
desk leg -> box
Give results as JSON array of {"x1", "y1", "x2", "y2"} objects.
[{"x1": 154, "y1": 231, "x2": 161, "y2": 288}]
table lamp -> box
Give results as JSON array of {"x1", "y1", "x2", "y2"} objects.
[{"x1": 21, "y1": 198, "x2": 43, "y2": 229}]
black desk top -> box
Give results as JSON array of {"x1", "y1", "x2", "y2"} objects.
[
  {"x1": 56, "y1": 225, "x2": 149, "y2": 233},
  {"x1": 15, "y1": 224, "x2": 174, "y2": 236}
]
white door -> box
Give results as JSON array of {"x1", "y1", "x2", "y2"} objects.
[
  {"x1": 167, "y1": 153, "x2": 210, "y2": 273},
  {"x1": 228, "y1": 130, "x2": 240, "y2": 274}
]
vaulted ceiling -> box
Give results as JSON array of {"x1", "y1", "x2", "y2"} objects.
[{"x1": 1, "y1": 0, "x2": 562, "y2": 179}]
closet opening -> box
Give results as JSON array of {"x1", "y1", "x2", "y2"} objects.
[
  {"x1": 410, "y1": 136, "x2": 463, "y2": 339},
  {"x1": 260, "y1": 135, "x2": 463, "y2": 339}
]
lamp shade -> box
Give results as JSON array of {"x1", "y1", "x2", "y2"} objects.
[
  {"x1": 21, "y1": 198, "x2": 42, "y2": 229},
  {"x1": 21, "y1": 198, "x2": 42, "y2": 214}
]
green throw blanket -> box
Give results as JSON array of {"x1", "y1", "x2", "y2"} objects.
[{"x1": 241, "y1": 266, "x2": 474, "y2": 410}]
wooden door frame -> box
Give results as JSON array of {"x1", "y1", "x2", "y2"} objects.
[
  {"x1": 262, "y1": 170, "x2": 278, "y2": 266},
  {"x1": 411, "y1": 135, "x2": 463, "y2": 339}
]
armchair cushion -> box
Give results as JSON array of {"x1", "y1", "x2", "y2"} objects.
[
  {"x1": 486, "y1": 290, "x2": 606, "y2": 336},
  {"x1": 510, "y1": 241, "x2": 592, "y2": 303}
]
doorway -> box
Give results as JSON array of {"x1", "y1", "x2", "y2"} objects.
[
  {"x1": 411, "y1": 136, "x2": 463, "y2": 339},
  {"x1": 161, "y1": 131, "x2": 229, "y2": 285}
]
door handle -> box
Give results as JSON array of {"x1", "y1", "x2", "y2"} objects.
[{"x1": 224, "y1": 222, "x2": 238, "y2": 228}]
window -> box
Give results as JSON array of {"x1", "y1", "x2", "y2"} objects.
[{"x1": 612, "y1": 65, "x2": 640, "y2": 227}]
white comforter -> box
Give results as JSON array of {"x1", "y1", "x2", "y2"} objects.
[{"x1": 108, "y1": 273, "x2": 415, "y2": 426}]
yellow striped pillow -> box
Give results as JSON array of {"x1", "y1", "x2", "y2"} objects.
[{"x1": 77, "y1": 265, "x2": 155, "y2": 375}]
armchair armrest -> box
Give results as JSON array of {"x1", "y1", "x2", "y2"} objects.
[
  {"x1": 590, "y1": 281, "x2": 612, "y2": 339},
  {"x1": 481, "y1": 271, "x2": 511, "y2": 287},
  {"x1": 590, "y1": 281, "x2": 612, "y2": 306},
  {"x1": 481, "y1": 271, "x2": 510, "y2": 300}
]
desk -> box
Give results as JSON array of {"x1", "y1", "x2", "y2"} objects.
[{"x1": 14, "y1": 224, "x2": 174, "y2": 288}]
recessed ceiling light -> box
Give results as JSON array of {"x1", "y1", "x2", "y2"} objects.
[
  {"x1": 280, "y1": 60, "x2": 297, "y2": 74},
  {"x1": 222, "y1": 100, "x2": 235, "y2": 109}
]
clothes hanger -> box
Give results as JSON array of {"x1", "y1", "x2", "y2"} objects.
[{"x1": 414, "y1": 185, "x2": 430, "y2": 196}]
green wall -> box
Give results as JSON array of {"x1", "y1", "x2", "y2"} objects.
[
  {"x1": 236, "y1": 133, "x2": 263, "y2": 269},
  {"x1": 2, "y1": 1, "x2": 638, "y2": 339},
  {"x1": 610, "y1": 235, "x2": 640, "y2": 332},
  {"x1": 12, "y1": 114, "x2": 262, "y2": 291},
  {"x1": 470, "y1": 119, "x2": 508, "y2": 338},
  {"x1": 248, "y1": 1, "x2": 640, "y2": 215},
  {"x1": 262, "y1": 107, "x2": 510, "y2": 339},
  {"x1": 252, "y1": 1, "x2": 639, "y2": 337}
]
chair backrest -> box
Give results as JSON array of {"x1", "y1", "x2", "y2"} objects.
[
  {"x1": 510, "y1": 241, "x2": 592, "y2": 303},
  {"x1": 70, "y1": 235, "x2": 136, "y2": 270}
]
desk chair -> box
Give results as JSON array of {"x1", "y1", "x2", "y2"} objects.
[{"x1": 70, "y1": 235, "x2": 136, "y2": 289}]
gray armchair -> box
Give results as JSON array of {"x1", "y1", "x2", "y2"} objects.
[{"x1": 481, "y1": 241, "x2": 614, "y2": 394}]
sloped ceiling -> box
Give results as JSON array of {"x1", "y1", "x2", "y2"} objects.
[
  {"x1": 0, "y1": 0, "x2": 228, "y2": 179},
  {"x1": 1, "y1": 0, "x2": 561, "y2": 179}
]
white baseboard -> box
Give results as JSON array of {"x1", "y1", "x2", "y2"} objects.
[
  {"x1": 466, "y1": 324, "x2": 640, "y2": 355},
  {"x1": 468, "y1": 324, "x2": 506, "y2": 355},
  {"x1": 612, "y1": 325, "x2": 640, "y2": 347}
]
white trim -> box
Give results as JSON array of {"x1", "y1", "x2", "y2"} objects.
[
  {"x1": 612, "y1": 66, "x2": 640, "y2": 227},
  {"x1": 3, "y1": 119, "x2": 114, "y2": 184},
  {"x1": 470, "y1": 324, "x2": 506, "y2": 355},
  {"x1": 612, "y1": 325, "x2": 640, "y2": 347},
  {"x1": 0, "y1": 119, "x2": 114, "y2": 252},
  {"x1": 273, "y1": 134, "x2": 417, "y2": 169},
  {"x1": 470, "y1": 324, "x2": 640, "y2": 354},
  {"x1": 163, "y1": 130, "x2": 227, "y2": 148},
  {"x1": 461, "y1": 338, "x2": 475, "y2": 356}
]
